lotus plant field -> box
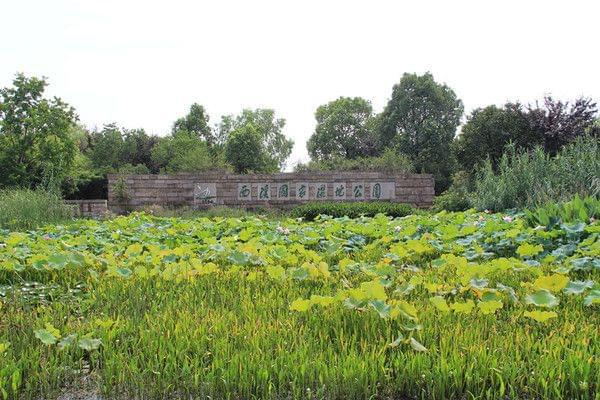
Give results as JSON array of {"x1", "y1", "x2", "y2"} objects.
[{"x1": 0, "y1": 210, "x2": 598, "y2": 399}]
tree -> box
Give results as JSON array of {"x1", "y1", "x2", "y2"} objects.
[
  {"x1": 87, "y1": 123, "x2": 125, "y2": 173},
  {"x1": 151, "y1": 130, "x2": 218, "y2": 173},
  {"x1": 218, "y1": 109, "x2": 293, "y2": 171},
  {"x1": 224, "y1": 124, "x2": 266, "y2": 173},
  {"x1": 524, "y1": 96, "x2": 597, "y2": 155},
  {"x1": 172, "y1": 103, "x2": 214, "y2": 145},
  {"x1": 453, "y1": 104, "x2": 538, "y2": 172},
  {"x1": 122, "y1": 128, "x2": 160, "y2": 172},
  {"x1": 0, "y1": 73, "x2": 78, "y2": 189},
  {"x1": 378, "y1": 72, "x2": 463, "y2": 192},
  {"x1": 307, "y1": 97, "x2": 378, "y2": 161}
]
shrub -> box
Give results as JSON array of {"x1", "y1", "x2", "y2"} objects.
[
  {"x1": 290, "y1": 201, "x2": 414, "y2": 220},
  {"x1": 472, "y1": 136, "x2": 600, "y2": 211},
  {"x1": 433, "y1": 171, "x2": 473, "y2": 212},
  {"x1": 0, "y1": 189, "x2": 74, "y2": 230},
  {"x1": 524, "y1": 195, "x2": 599, "y2": 228}
]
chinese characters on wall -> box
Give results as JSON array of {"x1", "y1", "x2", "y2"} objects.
[{"x1": 232, "y1": 182, "x2": 395, "y2": 201}]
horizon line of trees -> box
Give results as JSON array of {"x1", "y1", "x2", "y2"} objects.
[{"x1": 1, "y1": 72, "x2": 598, "y2": 199}]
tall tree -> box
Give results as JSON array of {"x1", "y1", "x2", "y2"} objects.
[
  {"x1": 452, "y1": 104, "x2": 538, "y2": 172},
  {"x1": 151, "y1": 130, "x2": 218, "y2": 173},
  {"x1": 224, "y1": 124, "x2": 267, "y2": 173},
  {"x1": 0, "y1": 73, "x2": 78, "y2": 189},
  {"x1": 218, "y1": 109, "x2": 293, "y2": 171},
  {"x1": 307, "y1": 97, "x2": 378, "y2": 161},
  {"x1": 172, "y1": 103, "x2": 214, "y2": 145},
  {"x1": 524, "y1": 96, "x2": 597, "y2": 155},
  {"x1": 378, "y1": 72, "x2": 463, "y2": 192}
]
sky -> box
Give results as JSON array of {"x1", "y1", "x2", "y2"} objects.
[{"x1": 2, "y1": 0, "x2": 599, "y2": 169}]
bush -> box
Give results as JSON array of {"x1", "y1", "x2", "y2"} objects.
[
  {"x1": 433, "y1": 171, "x2": 472, "y2": 212},
  {"x1": 472, "y1": 136, "x2": 600, "y2": 211},
  {"x1": 0, "y1": 189, "x2": 74, "y2": 230},
  {"x1": 290, "y1": 201, "x2": 414, "y2": 220},
  {"x1": 524, "y1": 195, "x2": 599, "y2": 228}
]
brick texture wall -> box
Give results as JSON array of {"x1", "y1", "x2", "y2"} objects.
[
  {"x1": 107, "y1": 172, "x2": 434, "y2": 212},
  {"x1": 65, "y1": 200, "x2": 109, "y2": 218}
]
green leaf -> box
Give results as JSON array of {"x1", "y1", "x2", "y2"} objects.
[
  {"x1": 409, "y1": 337, "x2": 427, "y2": 352},
  {"x1": 450, "y1": 299, "x2": 475, "y2": 314},
  {"x1": 496, "y1": 283, "x2": 519, "y2": 304},
  {"x1": 360, "y1": 280, "x2": 387, "y2": 300},
  {"x1": 369, "y1": 300, "x2": 391, "y2": 318},
  {"x1": 525, "y1": 290, "x2": 559, "y2": 308},
  {"x1": 57, "y1": 334, "x2": 77, "y2": 350},
  {"x1": 116, "y1": 267, "x2": 132, "y2": 278},
  {"x1": 430, "y1": 296, "x2": 451, "y2": 313},
  {"x1": 563, "y1": 280, "x2": 594, "y2": 295},
  {"x1": 266, "y1": 265, "x2": 285, "y2": 280},
  {"x1": 34, "y1": 329, "x2": 58, "y2": 345},
  {"x1": 516, "y1": 243, "x2": 543, "y2": 258},
  {"x1": 227, "y1": 250, "x2": 250, "y2": 266},
  {"x1": 309, "y1": 295, "x2": 335, "y2": 307},
  {"x1": 523, "y1": 310, "x2": 557, "y2": 323},
  {"x1": 583, "y1": 289, "x2": 600, "y2": 306},
  {"x1": 477, "y1": 300, "x2": 503, "y2": 315},
  {"x1": 290, "y1": 298, "x2": 311, "y2": 312},
  {"x1": 395, "y1": 300, "x2": 418, "y2": 320},
  {"x1": 533, "y1": 274, "x2": 569, "y2": 292},
  {"x1": 78, "y1": 338, "x2": 102, "y2": 351},
  {"x1": 47, "y1": 253, "x2": 69, "y2": 270},
  {"x1": 469, "y1": 278, "x2": 489, "y2": 290}
]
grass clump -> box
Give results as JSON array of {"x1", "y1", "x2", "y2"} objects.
[
  {"x1": 473, "y1": 136, "x2": 600, "y2": 211},
  {"x1": 0, "y1": 189, "x2": 73, "y2": 230}
]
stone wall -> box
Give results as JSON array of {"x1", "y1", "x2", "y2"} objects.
[
  {"x1": 107, "y1": 172, "x2": 434, "y2": 212},
  {"x1": 65, "y1": 200, "x2": 109, "y2": 218}
]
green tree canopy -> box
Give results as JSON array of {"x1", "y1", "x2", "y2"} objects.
[
  {"x1": 307, "y1": 97, "x2": 378, "y2": 161},
  {"x1": 224, "y1": 124, "x2": 267, "y2": 173},
  {"x1": 378, "y1": 72, "x2": 464, "y2": 192},
  {"x1": 452, "y1": 104, "x2": 538, "y2": 172},
  {"x1": 0, "y1": 74, "x2": 78, "y2": 189},
  {"x1": 172, "y1": 103, "x2": 214, "y2": 145},
  {"x1": 151, "y1": 130, "x2": 219, "y2": 173},
  {"x1": 218, "y1": 109, "x2": 293, "y2": 171}
]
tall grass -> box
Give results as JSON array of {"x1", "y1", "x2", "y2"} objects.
[
  {"x1": 473, "y1": 136, "x2": 600, "y2": 211},
  {"x1": 0, "y1": 189, "x2": 74, "y2": 230}
]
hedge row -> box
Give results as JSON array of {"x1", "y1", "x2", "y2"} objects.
[{"x1": 290, "y1": 201, "x2": 414, "y2": 221}]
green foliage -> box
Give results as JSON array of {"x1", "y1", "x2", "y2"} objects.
[
  {"x1": 525, "y1": 96, "x2": 597, "y2": 156},
  {"x1": 290, "y1": 201, "x2": 414, "y2": 220},
  {"x1": 0, "y1": 74, "x2": 78, "y2": 189},
  {"x1": 295, "y1": 148, "x2": 413, "y2": 173},
  {"x1": 378, "y1": 72, "x2": 464, "y2": 192},
  {"x1": 524, "y1": 195, "x2": 600, "y2": 228},
  {"x1": 473, "y1": 136, "x2": 600, "y2": 211},
  {"x1": 453, "y1": 104, "x2": 538, "y2": 171},
  {"x1": 88, "y1": 124, "x2": 157, "y2": 174},
  {"x1": 433, "y1": 171, "x2": 473, "y2": 212},
  {"x1": 172, "y1": 103, "x2": 214, "y2": 145},
  {"x1": 151, "y1": 130, "x2": 222, "y2": 173},
  {"x1": 0, "y1": 189, "x2": 73, "y2": 230},
  {"x1": 0, "y1": 208, "x2": 598, "y2": 399},
  {"x1": 224, "y1": 124, "x2": 269, "y2": 173},
  {"x1": 307, "y1": 97, "x2": 378, "y2": 160},
  {"x1": 218, "y1": 109, "x2": 293, "y2": 171}
]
